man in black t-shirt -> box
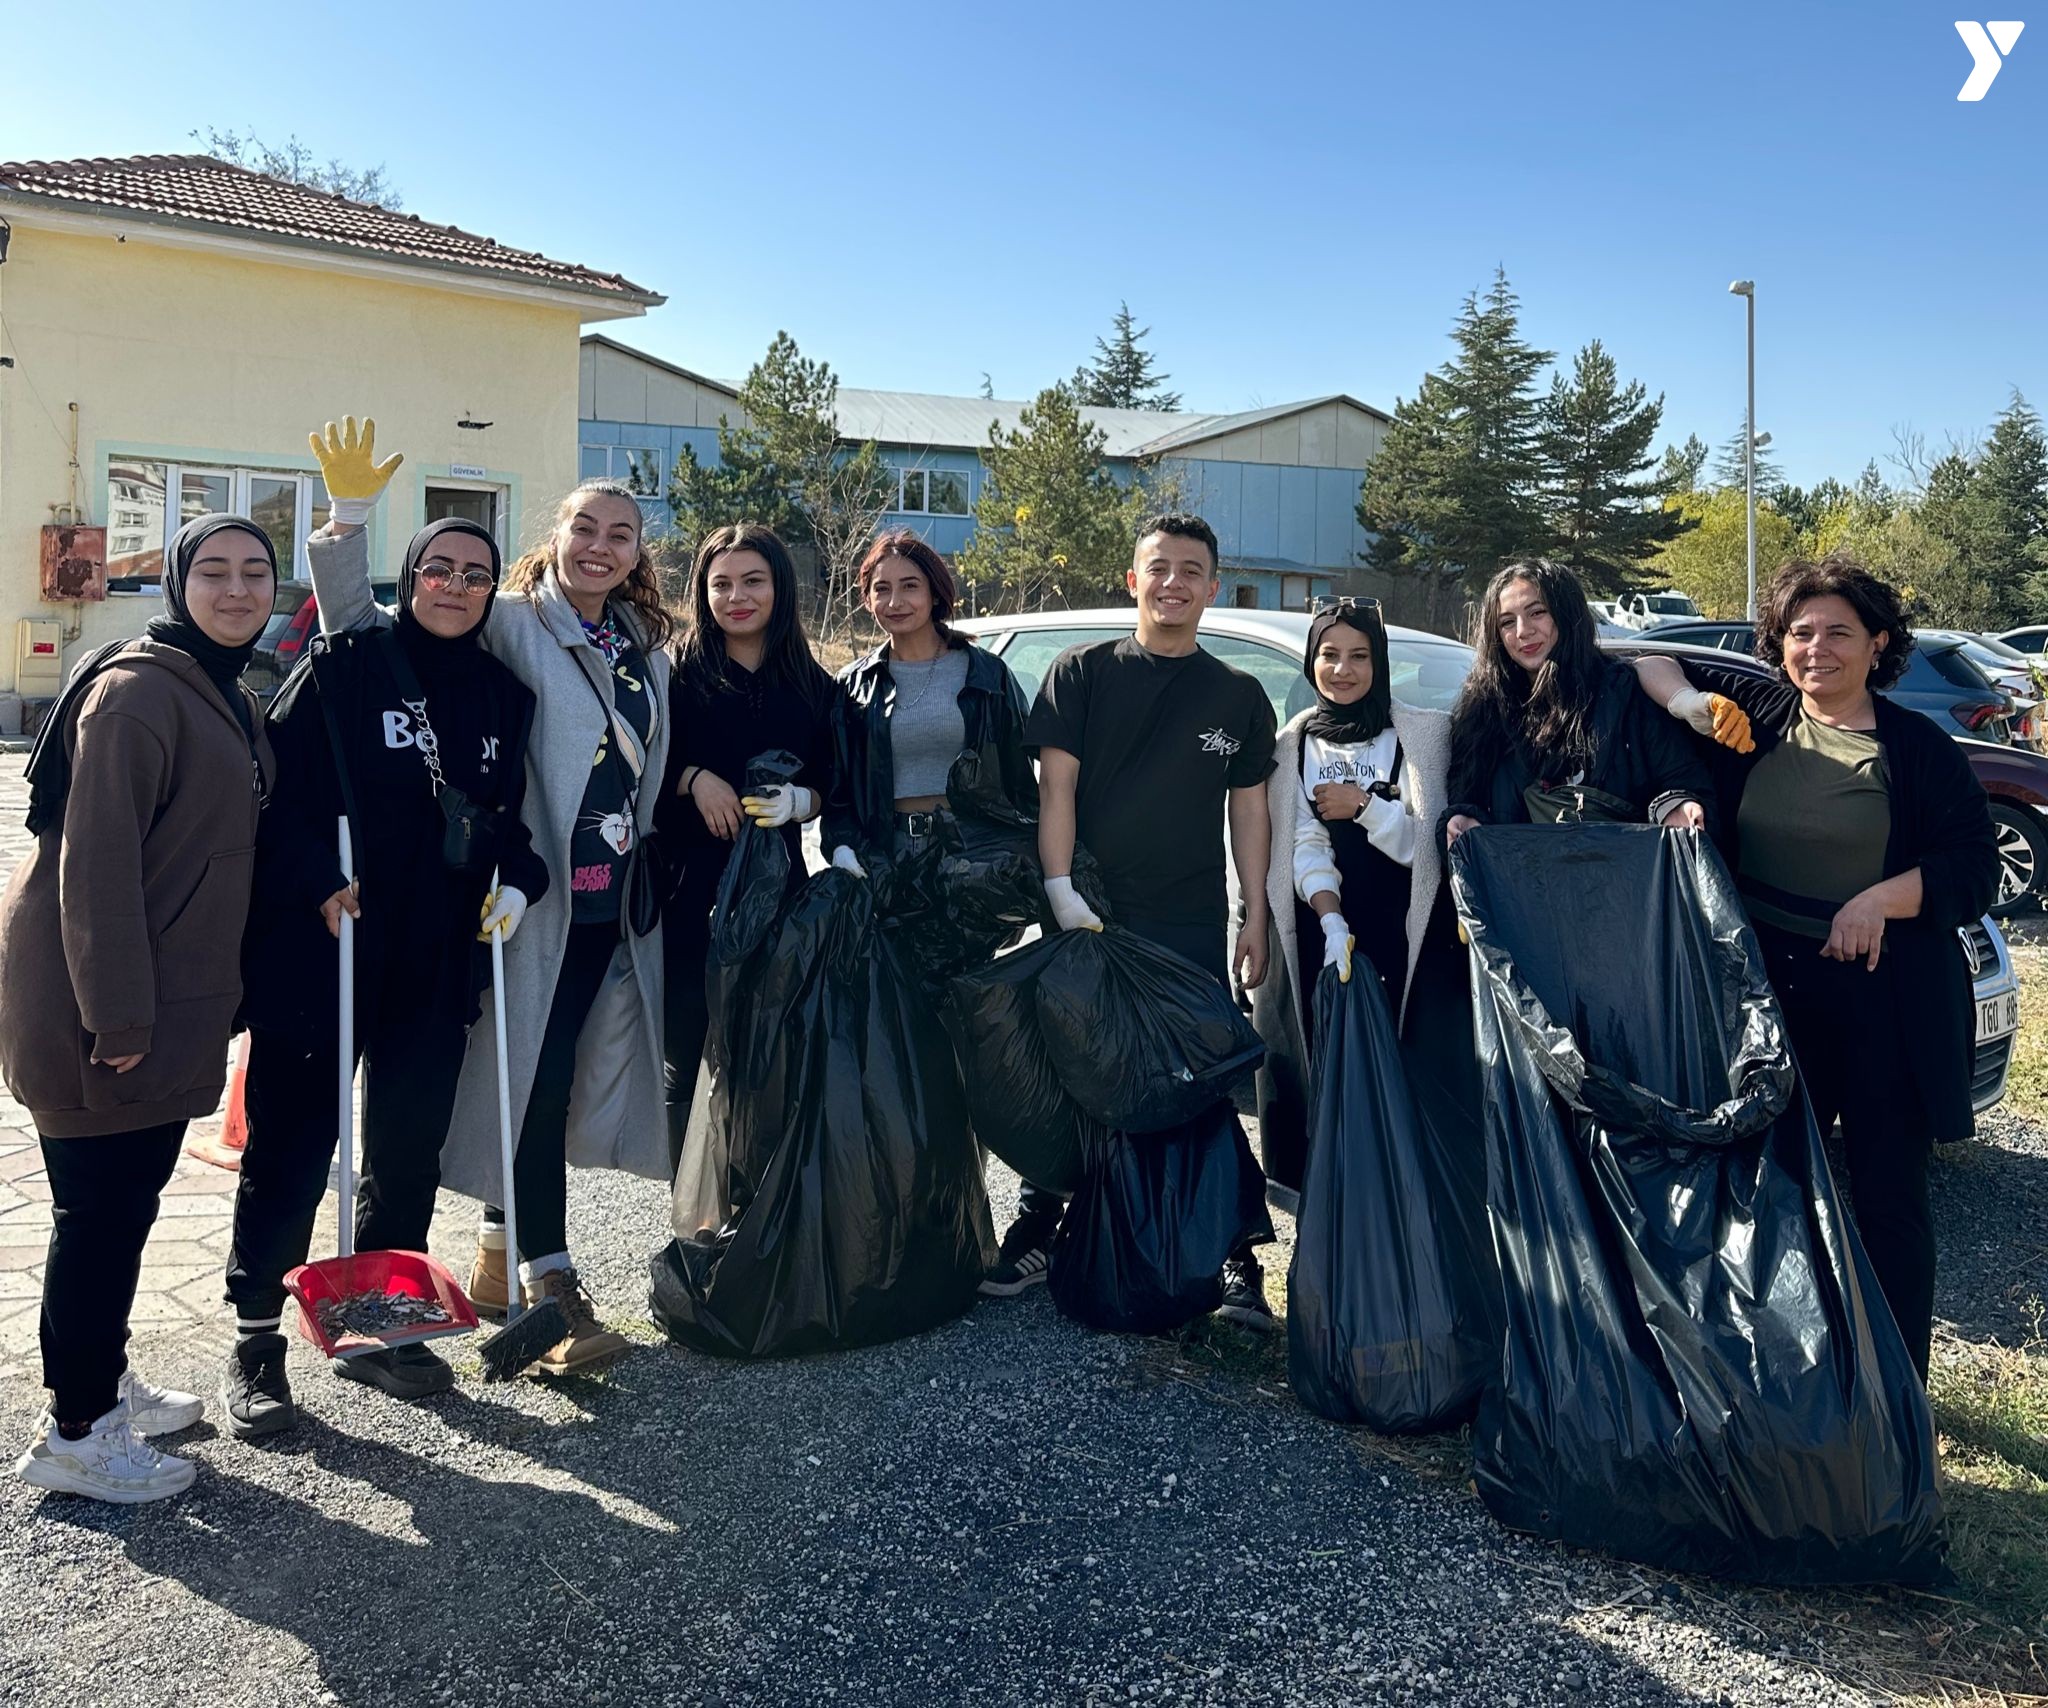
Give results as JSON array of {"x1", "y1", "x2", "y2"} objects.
[{"x1": 979, "y1": 514, "x2": 1280, "y2": 1326}]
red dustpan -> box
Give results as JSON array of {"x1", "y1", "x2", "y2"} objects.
[{"x1": 282, "y1": 816, "x2": 477, "y2": 1359}]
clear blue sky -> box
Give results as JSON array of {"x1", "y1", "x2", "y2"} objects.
[{"x1": 4, "y1": 0, "x2": 2042, "y2": 488}]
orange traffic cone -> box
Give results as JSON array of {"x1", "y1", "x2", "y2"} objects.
[{"x1": 186, "y1": 1032, "x2": 251, "y2": 1171}]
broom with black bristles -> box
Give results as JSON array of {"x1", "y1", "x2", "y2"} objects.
[{"x1": 477, "y1": 875, "x2": 566, "y2": 1380}]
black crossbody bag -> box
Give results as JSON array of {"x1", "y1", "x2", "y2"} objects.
[{"x1": 379, "y1": 632, "x2": 494, "y2": 874}]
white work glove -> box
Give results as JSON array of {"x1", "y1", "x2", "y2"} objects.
[
  {"x1": 1319, "y1": 912, "x2": 1354, "y2": 983},
  {"x1": 478, "y1": 885, "x2": 527, "y2": 943},
  {"x1": 830, "y1": 844, "x2": 867, "y2": 878},
  {"x1": 1044, "y1": 875, "x2": 1104, "y2": 933},
  {"x1": 741, "y1": 784, "x2": 814, "y2": 830},
  {"x1": 1668, "y1": 686, "x2": 1756, "y2": 754}
]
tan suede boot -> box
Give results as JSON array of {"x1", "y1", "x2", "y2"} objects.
[
  {"x1": 527, "y1": 1267, "x2": 630, "y2": 1376},
  {"x1": 466, "y1": 1239, "x2": 510, "y2": 1321}
]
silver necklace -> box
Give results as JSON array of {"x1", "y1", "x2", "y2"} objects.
[{"x1": 893, "y1": 649, "x2": 946, "y2": 714}]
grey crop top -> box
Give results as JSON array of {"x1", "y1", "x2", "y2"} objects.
[{"x1": 887, "y1": 647, "x2": 971, "y2": 798}]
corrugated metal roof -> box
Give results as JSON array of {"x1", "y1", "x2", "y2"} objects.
[
  {"x1": 832, "y1": 388, "x2": 1389, "y2": 458},
  {"x1": 831, "y1": 389, "x2": 1230, "y2": 457}
]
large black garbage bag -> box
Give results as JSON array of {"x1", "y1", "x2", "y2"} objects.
[
  {"x1": 1453, "y1": 824, "x2": 1943, "y2": 1584},
  {"x1": 1046, "y1": 1104, "x2": 1271, "y2": 1335},
  {"x1": 1287, "y1": 964, "x2": 1497, "y2": 1434},
  {"x1": 652, "y1": 865, "x2": 996, "y2": 1358},
  {"x1": 946, "y1": 936, "x2": 1090, "y2": 1195},
  {"x1": 1034, "y1": 929, "x2": 1265, "y2": 1133}
]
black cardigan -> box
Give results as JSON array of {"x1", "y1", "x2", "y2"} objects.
[
  {"x1": 1446, "y1": 658, "x2": 1717, "y2": 830},
  {"x1": 1681, "y1": 657, "x2": 1999, "y2": 1141},
  {"x1": 822, "y1": 634, "x2": 1038, "y2": 857}
]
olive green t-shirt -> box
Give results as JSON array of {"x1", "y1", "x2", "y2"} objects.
[{"x1": 1735, "y1": 712, "x2": 1891, "y2": 938}]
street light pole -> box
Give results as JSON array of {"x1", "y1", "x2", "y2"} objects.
[{"x1": 1729, "y1": 280, "x2": 1757, "y2": 620}]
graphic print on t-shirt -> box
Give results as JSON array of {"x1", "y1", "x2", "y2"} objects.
[
  {"x1": 1025, "y1": 636, "x2": 1277, "y2": 930},
  {"x1": 569, "y1": 626, "x2": 653, "y2": 919}
]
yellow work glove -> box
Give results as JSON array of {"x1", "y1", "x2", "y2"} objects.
[
  {"x1": 309, "y1": 416, "x2": 405, "y2": 525},
  {"x1": 1671, "y1": 686, "x2": 1756, "y2": 755}
]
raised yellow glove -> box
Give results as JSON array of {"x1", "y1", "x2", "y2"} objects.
[{"x1": 309, "y1": 416, "x2": 405, "y2": 523}]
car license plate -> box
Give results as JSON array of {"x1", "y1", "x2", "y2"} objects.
[{"x1": 1978, "y1": 991, "x2": 2020, "y2": 1044}]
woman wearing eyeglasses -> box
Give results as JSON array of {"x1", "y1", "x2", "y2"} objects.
[
  {"x1": 1252, "y1": 597, "x2": 1456, "y2": 1202},
  {"x1": 221, "y1": 518, "x2": 549, "y2": 1435}
]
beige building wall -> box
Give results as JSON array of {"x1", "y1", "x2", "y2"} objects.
[
  {"x1": 1182, "y1": 400, "x2": 1387, "y2": 468},
  {"x1": 0, "y1": 221, "x2": 588, "y2": 694},
  {"x1": 579, "y1": 340, "x2": 743, "y2": 430}
]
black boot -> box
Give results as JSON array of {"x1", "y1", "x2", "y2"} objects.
[{"x1": 220, "y1": 1333, "x2": 298, "y2": 1439}]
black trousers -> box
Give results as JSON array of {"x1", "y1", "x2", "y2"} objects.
[
  {"x1": 495, "y1": 922, "x2": 621, "y2": 1265},
  {"x1": 40, "y1": 1122, "x2": 185, "y2": 1425},
  {"x1": 1761, "y1": 922, "x2": 1938, "y2": 1381},
  {"x1": 663, "y1": 872, "x2": 717, "y2": 1174},
  {"x1": 1016, "y1": 914, "x2": 1264, "y2": 1253},
  {"x1": 225, "y1": 1005, "x2": 470, "y2": 1322}
]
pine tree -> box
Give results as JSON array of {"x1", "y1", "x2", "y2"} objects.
[
  {"x1": 959, "y1": 383, "x2": 1168, "y2": 609},
  {"x1": 1711, "y1": 425, "x2": 1784, "y2": 493},
  {"x1": 1977, "y1": 391, "x2": 2048, "y2": 620},
  {"x1": 1072, "y1": 303, "x2": 1182, "y2": 412},
  {"x1": 1536, "y1": 340, "x2": 1688, "y2": 594},
  {"x1": 668, "y1": 331, "x2": 894, "y2": 625},
  {"x1": 1358, "y1": 268, "x2": 1552, "y2": 595},
  {"x1": 1657, "y1": 434, "x2": 1710, "y2": 495}
]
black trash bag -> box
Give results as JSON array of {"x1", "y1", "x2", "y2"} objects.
[
  {"x1": 682, "y1": 750, "x2": 813, "y2": 1220},
  {"x1": 651, "y1": 866, "x2": 996, "y2": 1358},
  {"x1": 946, "y1": 935, "x2": 1090, "y2": 1195},
  {"x1": 1046, "y1": 1104, "x2": 1271, "y2": 1336},
  {"x1": 1287, "y1": 964, "x2": 1498, "y2": 1434},
  {"x1": 1033, "y1": 929, "x2": 1265, "y2": 1133},
  {"x1": 1453, "y1": 824, "x2": 1943, "y2": 1584}
]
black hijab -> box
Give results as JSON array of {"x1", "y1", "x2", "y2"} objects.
[
  {"x1": 394, "y1": 518, "x2": 499, "y2": 682},
  {"x1": 24, "y1": 513, "x2": 273, "y2": 835},
  {"x1": 1301, "y1": 605, "x2": 1393, "y2": 745}
]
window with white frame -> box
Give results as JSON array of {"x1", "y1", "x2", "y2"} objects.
[
  {"x1": 105, "y1": 459, "x2": 331, "y2": 590},
  {"x1": 894, "y1": 465, "x2": 971, "y2": 516},
  {"x1": 579, "y1": 443, "x2": 666, "y2": 497}
]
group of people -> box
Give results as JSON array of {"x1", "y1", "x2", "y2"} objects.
[{"x1": 1, "y1": 409, "x2": 1998, "y2": 1510}]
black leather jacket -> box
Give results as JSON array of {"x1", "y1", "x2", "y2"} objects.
[{"x1": 821, "y1": 634, "x2": 1038, "y2": 857}]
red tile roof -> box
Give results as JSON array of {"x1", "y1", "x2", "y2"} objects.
[{"x1": 0, "y1": 154, "x2": 660, "y2": 305}]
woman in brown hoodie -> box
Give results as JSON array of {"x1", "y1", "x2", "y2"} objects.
[{"x1": 1, "y1": 514, "x2": 275, "y2": 1504}]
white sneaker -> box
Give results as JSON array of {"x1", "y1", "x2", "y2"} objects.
[
  {"x1": 15, "y1": 1402, "x2": 197, "y2": 1504},
  {"x1": 118, "y1": 1367, "x2": 204, "y2": 1437}
]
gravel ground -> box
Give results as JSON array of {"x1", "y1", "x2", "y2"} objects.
[{"x1": 0, "y1": 1142, "x2": 1942, "y2": 1708}]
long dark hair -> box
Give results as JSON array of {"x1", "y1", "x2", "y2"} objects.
[
  {"x1": 1450, "y1": 558, "x2": 1606, "y2": 780},
  {"x1": 676, "y1": 522, "x2": 827, "y2": 707}
]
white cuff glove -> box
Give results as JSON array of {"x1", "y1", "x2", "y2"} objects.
[
  {"x1": 741, "y1": 784, "x2": 814, "y2": 830},
  {"x1": 330, "y1": 495, "x2": 378, "y2": 527},
  {"x1": 479, "y1": 885, "x2": 527, "y2": 943},
  {"x1": 830, "y1": 844, "x2": 867, "y2": 879},
  {"x1": 1044, "y1": 875, "x2": 1104, "y2": 933},
  {"x1": 1319, "y1": 912, "x2": 1354, "y2": 983},
  {"x1": 1668, "y1": 686, "x2": 1718, "y2": 737}
]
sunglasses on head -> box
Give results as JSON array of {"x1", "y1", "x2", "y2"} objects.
[
  {"x1": 1309, "y1": 594, "x2": 1382, "y2": 617},
  {"x1": 418, "y1": 565, "x2": 497, "y2": 595}
]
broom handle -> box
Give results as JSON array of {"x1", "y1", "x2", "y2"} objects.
[
  {"x1": 337, "y1": 818, "x2": 355, "y2": 1262},
  {"x1": 489, "y1": 867, "x2": 521, "y2": 1326}
]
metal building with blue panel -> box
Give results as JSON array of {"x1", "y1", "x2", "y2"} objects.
[{"x1": 579, "y1": 335, "x2": 1390, "y2": 612}]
